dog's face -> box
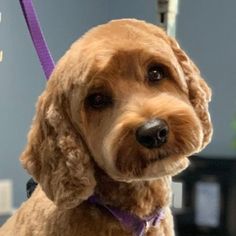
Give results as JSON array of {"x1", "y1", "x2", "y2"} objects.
[
  {"x1": 21, "y1": 19, "x2": 212, "y2": 208},
  {"x1": 69, "y1": 20, "x2": 208, "y2": 181},
  {"x1": 75, "y1": 49, "x2": 199, "y2": 181}
]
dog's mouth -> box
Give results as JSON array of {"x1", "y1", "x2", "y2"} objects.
[
  {"x1": 110, "y1": 134, "x2": 194, "y2": 181},
  {"x1": 114, "y1": 144, "x2": 171, "y2": 177},
  {"x1": 141, "y1": 152, "x2": 168, "y2": 163},
  {"x1": 112, "y1": 149, "x2": 189, "y2": 182}
]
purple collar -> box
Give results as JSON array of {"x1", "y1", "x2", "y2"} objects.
[{"x1": 87, "y1": 195, "x2": 164, "y2": 236}]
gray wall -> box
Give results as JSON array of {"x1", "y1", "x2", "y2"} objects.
[
  {"x1": 177, "y1": 0, "x2": 236, "y2": 157},
  {"x1": 0, "y1": 0, "x2": 235, "y2": 208}
]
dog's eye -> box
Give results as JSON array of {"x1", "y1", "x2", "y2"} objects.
[
  {"x1": 147, "y1": 64, "x2": 167, "y2": 82},
  {"x1": 86, "y1": 93, "x2": 112, "y2": 109}
]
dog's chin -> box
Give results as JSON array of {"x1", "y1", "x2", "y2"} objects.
[
  {"x1": 110, "y1": 154, "x2": 190, "y2": 183},
  {"x1": 141, "y1": 155, "x2": 190, "y2": 180}
]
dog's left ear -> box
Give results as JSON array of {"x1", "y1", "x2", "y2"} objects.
[
  {"x1": 20, "y1": 56, "x2": 96, "y2": 210},
  {"x1": 169, "y1": 37, "x2": 213, "y2": 149}
]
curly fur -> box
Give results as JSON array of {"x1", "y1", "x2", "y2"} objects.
[{"x1": 0, "y1": 19, "x2": 212, "y2": 236}]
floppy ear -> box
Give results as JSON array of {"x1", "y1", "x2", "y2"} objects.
[
  {"x1": 20, "y1": 61, "x2": 96, "y2": 209},
  {"x1": 169, "y1": 37, "x2": 213, "y2": 149}
]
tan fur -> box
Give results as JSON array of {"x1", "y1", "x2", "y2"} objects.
[{"x1": 0, "y1": 19, "x2": 212, "y2": 236}]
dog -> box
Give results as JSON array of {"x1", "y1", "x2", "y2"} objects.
[{"x1": 0, "y1": 19, "x2": 212, "y2": 236}]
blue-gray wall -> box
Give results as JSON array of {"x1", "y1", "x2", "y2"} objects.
[
  {"x1": 177, "y1": 0, "x2": 236, "y2": 157},
  {"x1": 0, "y1": 0, "x2": 235, "y2": 208}
]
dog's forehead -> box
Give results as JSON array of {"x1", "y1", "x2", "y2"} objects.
[
  {"x1": 79, "y1": 19, "x2": 172, "y2": 54},
  {"x1": 68, "y1": 19, "x2": 187, "y2": 91}
]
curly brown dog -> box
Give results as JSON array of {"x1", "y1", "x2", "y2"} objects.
[{"x1": 0, "y1": 19, "x2": 212, "y2": 236}]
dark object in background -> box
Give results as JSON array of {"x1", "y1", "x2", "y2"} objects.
[
  {"x1": 26, "y1": 178, "x2": 38, "y2": 198},
  {"x1": 174, "y1": 156, "x2": 236, "y2": 236}
]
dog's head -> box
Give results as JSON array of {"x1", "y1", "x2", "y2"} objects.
[{"x1": 21, "y1": 19, "x2": 212, "y2": 209}]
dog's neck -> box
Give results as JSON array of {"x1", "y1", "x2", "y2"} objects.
[{"x1": 94, "y1": 167, "x2": 172, "y2": 218}]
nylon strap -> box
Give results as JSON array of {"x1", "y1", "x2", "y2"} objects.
[
  {"x1": 88, "y1": 195, "x2": 164, "y2": 236},
  {"x1": 19, "y1": 0, "x2": 55, "y2": 80}
]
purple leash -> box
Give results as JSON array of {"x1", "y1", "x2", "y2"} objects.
[
  {"x1": 19, "y1": 0, "x2": 55, "y2": 80},
  {"x1": 88, "y1": 195, "x2": 164, "y2": 236}
]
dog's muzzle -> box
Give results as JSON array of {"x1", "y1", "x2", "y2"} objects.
[{"x1": 135, "y1": 119, "x2": 169, "y2": 149}]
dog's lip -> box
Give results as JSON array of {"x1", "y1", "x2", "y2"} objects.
[
  {"x1": 112, "y1": 154, "x2": 189, "y2": 182},
  {"x1": 144, "y1": 156, "x2": 159, "y2": 163},
  {"x1": 142, "y1": 153, "x2": 167, "y2": 163}
]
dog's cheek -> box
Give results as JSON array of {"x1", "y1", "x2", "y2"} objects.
[
  {"x1": 167, "y1": 109, "x2": 203, "y2": 155},
  {"x1": 79, "y1": 108, "x2": 110, "y2": 164}
]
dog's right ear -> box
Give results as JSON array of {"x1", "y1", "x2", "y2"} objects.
[
  {"x1": 168, "y1": 37, "x2": 213, "y2": 150},
  {"x1": 20, "y1": 59, "x2": 96, "y2": 210}
]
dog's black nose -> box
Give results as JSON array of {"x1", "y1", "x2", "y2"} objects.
[{"x1": 135, "y1": 119, "x2": 169, "y2": 149}]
